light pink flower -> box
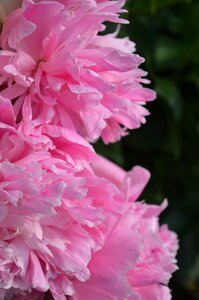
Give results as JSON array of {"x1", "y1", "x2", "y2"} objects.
[{"x1": 0, "y1": 0, "x2": 156, "y2": 144}]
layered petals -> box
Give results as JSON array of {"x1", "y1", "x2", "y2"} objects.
[
  {"x1": 69, "y1": 158, "x2": 178, "y2": 300},
  {"x1": 0, "y1": 126, "x2": 178, "y2": 300},
  {"x1": 0, "y1": 0, "x2": 156, "y2": 143},
  {"x1": 0, "y1": 1, "x2": 178, "y2": 300}
]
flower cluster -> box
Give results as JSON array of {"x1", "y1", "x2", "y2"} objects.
[{"x1": 0, "y1": 1, "x2": 178, "y2": 300}]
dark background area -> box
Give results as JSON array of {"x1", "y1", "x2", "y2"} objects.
[{"x1": 95, "y1": 0, "x2": 199, "y2": 299}]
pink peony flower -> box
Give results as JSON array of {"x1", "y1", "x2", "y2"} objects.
[
  {"x1": 0, "y1": 0, "x2": 156, "y2": 144},
  {"x1": 0, "y1": 103, "x2": 103, "y2": 299},
  {"x1": 0, "y1": 111, "x2": 178, "y2": 300}
]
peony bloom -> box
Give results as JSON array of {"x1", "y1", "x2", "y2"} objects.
[
  {"x1": 0, "y1": 103, "x2": 178, "y2": 300},
  {"x1": 0, "y1": 102, "x2": 103, "y2": 299},
  {"x1": 0, "y1": 0, "x2": 156, "y2": 144}
]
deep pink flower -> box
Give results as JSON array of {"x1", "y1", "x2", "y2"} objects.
[
  {"x1": 0, "y1": 115, "x2": 178, "y2": 300},
  {"x1": 0, "y1": 0, "x2": 156, "y2": 144},
  {"x1": 0, "y1": 103, "x2": 103, "y2": 299}
]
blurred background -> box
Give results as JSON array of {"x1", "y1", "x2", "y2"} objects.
[{"x1": 95, "y1": 0, "x2": 199, "y2": 299}]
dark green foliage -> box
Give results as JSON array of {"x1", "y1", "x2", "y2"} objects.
[{"x1": 95, "y1": 0, "x2": 199, "y2": 299}]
